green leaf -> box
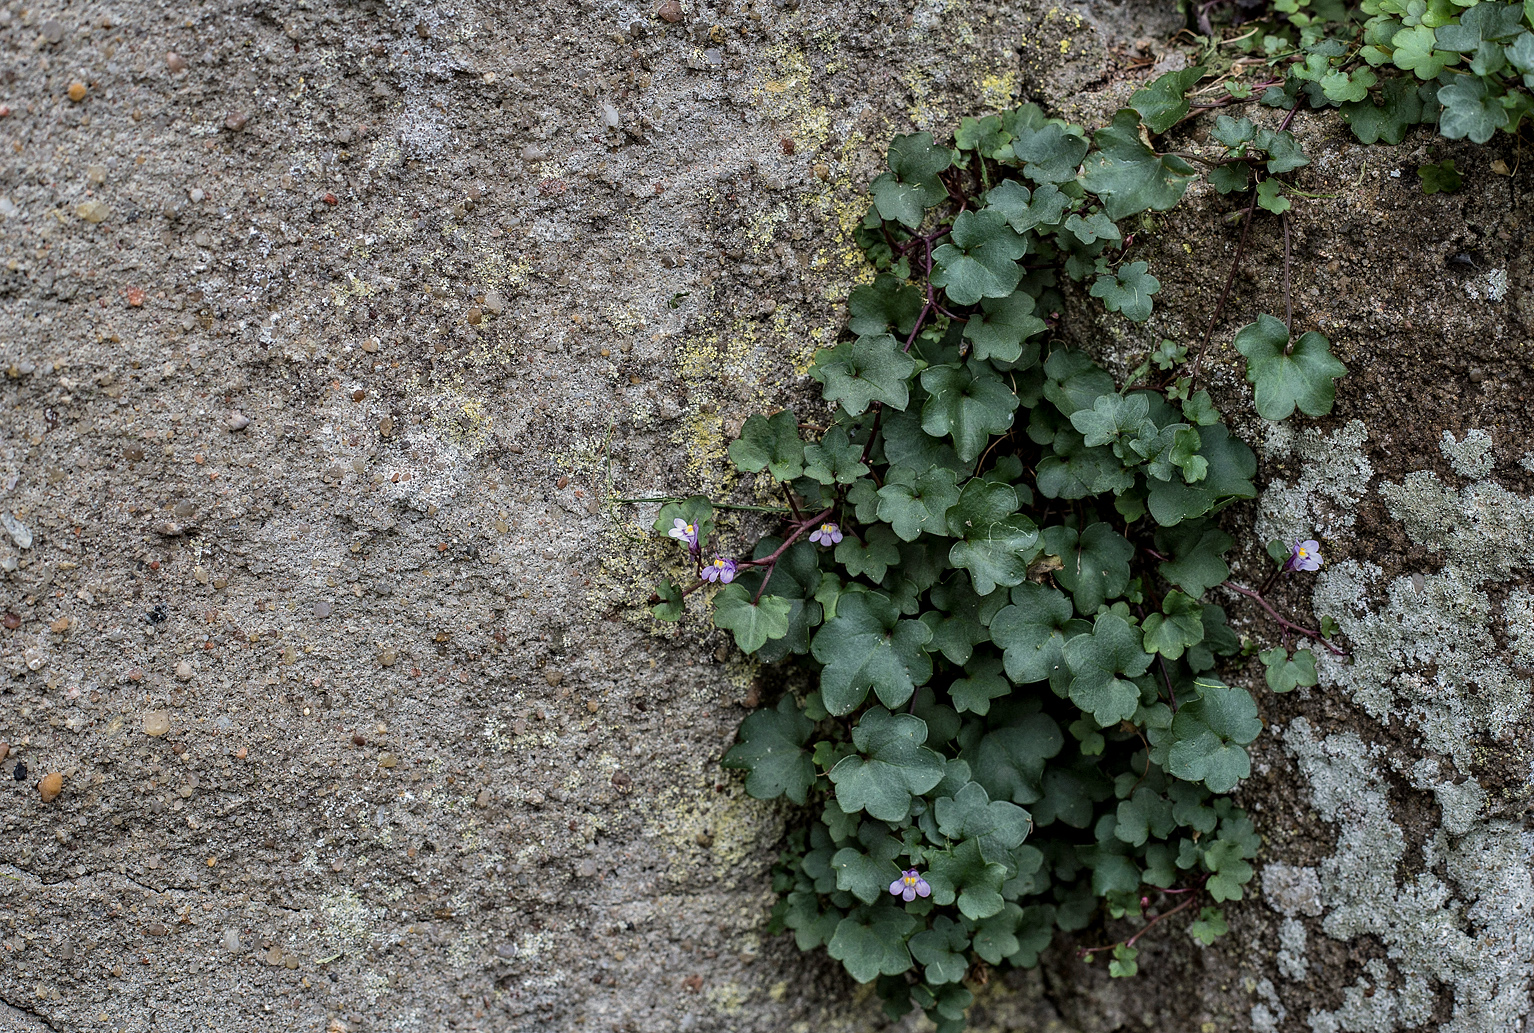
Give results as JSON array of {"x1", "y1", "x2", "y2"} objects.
[
  {"x1": 651, "y1": 579, "x2": 684, "y2": 622},
  {"x1": 1089, "y1": 261, "x2": 1161, "y2": 322},
  {"x1": 1042, "y1": 347, "x2": 1117, "y2": 416},
  {"x1": 1046, "y1": 522, "x2": 1135, "y2": 614},
  {"x1": 1204, "y1": 840, "x2": 1255, "y2": 902},
  {"x1": 728, "y1": 409, "x2": 804, "y2": 480},
  {"x1": 812, "y1": 333, "x2": 919, "y2": 416},
  {"x1": 1063, "y1": 211, "x2": 1122, "y2": 245},
  {"x1": 1155, "y1": 520, "x2": 1234, "y2": 597},
  {"x1": 1080, "y1": 108, "x2": 1197, "y2": 220},
  {"x1": 986, "y1": 180, "x2": 1072, "y2": 233},
  {"x1": 1510, "y1": 30, "x2": 1534, "y2": 86},
  {"x1": 869, "y1": 172, "x2": 930, "y2": 229},
  {"x1": 1437, "y1": 75, "x2": 1509, "y2": 142},
  {"x1": 957, "y1": 113, "x2": 1013, "y2": 158},
  {"x1": 925, "y1": 838, "x2": 1008, "y2": 919},
  {"x1": 1166, "y1": 680, "x2": 1262, "y2": 792},
  {"x1": 1140, "y1": 590, "x2": 1206, "y2": 660},
  {"x1": 1211, "y1": 114, "x2": 1256, "y2": 149},
  {"x1": 783, "y1": 889, "x2": 842, "y2": 950},
  {"x1": 945, "y1": 480, "x2": 1041, "y2": 596},
  {"x1": 1341, "y1": 76, "x2": 1426, "y2": 144},
  {"x1": 1255, "y1": 177, "x2": 1290, "y2": 215},
  {"x1": 1012, "y1": 122, "x2": 1090, "y2": 183},
  {"x1": 934, "y1": 781, "x2": 1033, "y2": 861},
  {"x1": 882, "y1": 407, "x2": 971, "y2": 475},
  {"x1": 1115, "y1": 787, "x2": 1176, "y2": 847},
  {"x1": 712, "y1": 583, "x2": 792, "y2": 653},
  {"x1": 991, "y1": 582, "x2": 1077, "y2": 685},
  {"x1": 877, "y1": 466, "x2": 962, "y2": 541},
  {"x1": 829, "y1": 706, "x2": 947, "y2": 821},
  {"x1": 1209, "y1": 164, "x2": 1250, "y2": 194},
  {"x1": 1109, "y1": 943, "x2": 1139, "y2": 978},
  {"x1": 827, "y1": 904, "x2": 919, "y2": 982},
  {"x1": 1069, "y1": 392, "x2": 1150, "y2": 447},
  {"x1": 848, "y1": 274, "x2": 925, "y2": 337},
  {"x1": 1130, "y1": 64, "x2": 1206, "y2": 133},
  {"x1": 831, "y1": 822, "x2": 906, "y2": 904},
  {"x1": 835, "y1": 524, "x2": 902, "y2": 581},
  {"x1": 1391, "y1": 23, "x2": 1456, "y2": 76},
  {"x1": 721, "y1": 696, "x2": 817, "y2": 804},
  {"x1": 1037, "y1": 429, "x2": 1137, "y2": 499},
  {"x1": 922, "y1": 578, "x2": 1007, "y2": 665},
  {"x1": 889, "y1": 131, "x2": 954, "y2": 183},
  {"x1": 1252, "y1": 127, "x2": 1310, "y2": 173},
  {"x1": 654, "y1": 495, "x2": 714, "y2": 550},
  {"x1": 1233, "y1": 314, "x2": 1347, "y2": 421},
  {"x1": 803, "y1": 427, "x2": 871, "y2": 485},
  {"x1": 1188, "y1": 906, "x2": 1229, "y2": 945},
  {"x1": 1418, "y1": 158, "x2": 1463, "y2": 194},
  {"x1": 1145, "y1": 424, "x2": 1258, "y2": 526},
  {"x1": 868, "y1": 132, "x2": 952, "y2": 227},
  {"x1": 1260, "y1": 646, "x2": 1318, "y2": 692},
  {"x1": 1063, "y1": 613, "x2": 1155, "y2": 726},
  {"x1": 963, "y1": 291, "x2": 1046, "y2": 365},
  {"x1": 931, "y1": 210, "x2": 1028, "y2": 306},
  {"x1": 812, "y1": 592, "x2": 934, "y2": 715},
  {"x1": 949, "y1": 654, "x2": 1012, "y2": 715},
  {"x1": 909, "y1": 916, "x2": 971, "y2": 985},
  {"x1": 963, "y1": 709, "x2": 1065, "y2": 806},
  {"x1": 921, "y1": 360, "x2": 1021, "y2": 462}
]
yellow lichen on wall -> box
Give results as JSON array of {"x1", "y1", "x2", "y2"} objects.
[{"x1": 638, "y1": 777, "x2": 784, "y2": 883}]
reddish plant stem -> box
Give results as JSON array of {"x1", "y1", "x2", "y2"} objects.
[
  {"x1": 903, "y1": 238, "x2": 937, "y2": 354},
  {"x1": 1187, "y1": 105, "x2": 1300, "y2": 389},
  {"x1": 1224, "y1": 582, "x2": 1347, "y2": 656},
  {"x1": 1080, "y1": 892, "x2": 1203, "y2": 957},
  {"x1": 746, "y1": 507, "x2": 835, "y2": 603}
]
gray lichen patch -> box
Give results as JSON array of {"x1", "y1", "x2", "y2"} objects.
[
  {"x1": 1279, "y1": 720, "x2": 1534, "y2": 1033},
  {"x1": 1256, "y1": 422, "x2": 1534, "y2": 1032},
  {"x1": 1440, "y1": 428, "x2": 1496, "y2": 479},
  {"x1": 1257, "y1": 419, "x2": 1374, "y2": 545}
]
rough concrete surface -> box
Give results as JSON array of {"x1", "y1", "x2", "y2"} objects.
[{"x1": 1, "y1": 0, "x2": 1532, "y2": 1031}]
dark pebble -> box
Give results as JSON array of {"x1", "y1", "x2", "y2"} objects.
[{"x1": 13, "y1": 761, "x2": 26, "y2": 782}]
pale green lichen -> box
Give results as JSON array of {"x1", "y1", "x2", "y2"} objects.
[
  {"x1": 1440, "y1": 428, "x2": 1496, "y2": 479},
  {"x1": 1256, "y1": 427, "x2": 1534, "y2": 1033},
  {"x1": 1257, "y1": 418, "x2": 1373, "y2": 544}
]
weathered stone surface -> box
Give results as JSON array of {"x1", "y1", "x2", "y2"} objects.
[{"x1": 1, "y1": 0, "x2": 1531, "y2": 1031}]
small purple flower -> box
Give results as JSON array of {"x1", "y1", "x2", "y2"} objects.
[
  {"x1": 702, "y1": 556, "x2": 737, "y2": 584},
  {"x1": 1284, "y1": 538, "x2": 1322, "y2": 573},
  {"x1": 809, "y1": 521, "x2": 844, "y2": 546},
  {"x1": 668, "y1": 517, "x2": 700, "y2": 552},
  {"x1": 889, "y1": 869, "x2": 931, "y2": 902}
]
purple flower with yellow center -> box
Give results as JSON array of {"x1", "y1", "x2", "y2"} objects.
[
  {"x1": 808, "y1": 521, "x2": 844, "y2": 546},
  {"x1": 1284, "y1": 538, "x2": 1322, "y2": 573},
  {"x1": 701, "y1": 556, "x2": 737, "y2": 584},
  {"x1": 668, "y1": 518, "x2": 700, "y2": 552},
  {"x1": 889, "y1": 869, "x2": 931, "y2": 902}
]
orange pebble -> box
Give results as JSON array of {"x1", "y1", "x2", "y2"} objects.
[
  {"x1": 67, "y1": 82, "x2": 87, "y2": 102},
  {"x1": 39, "y1": 771, "x2": 63, "y2": 803}
]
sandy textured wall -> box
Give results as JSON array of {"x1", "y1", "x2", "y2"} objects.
[{"x1": 1, "y1": 0, "x2": 1532, "y2": 1031}]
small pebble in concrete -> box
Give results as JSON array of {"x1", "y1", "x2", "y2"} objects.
[
  {"x1": 166, "y1": 51, "x2": 187, "y2": 71},
  {"x1": 143, "y1": 711, "x2": 171, "y2": 737},
  {"x1": 176, "y1": 660, "x2": 193, "y2": 681},
  {"x1": 225, "y1": 110, "x2": 248, "y2": 131},
  {"x1": 39, "y1": 771, "x2": 63, "y2": 802},
  {"x1": 314, "y1": 600, "x2": 333, "y2": 618},
  {"x1": 227, "y1": 412, "x2": 250, "y2": 431},
  {"x1": 67, "y1": 81, "x2": 87, "y2": 102}
]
